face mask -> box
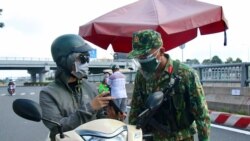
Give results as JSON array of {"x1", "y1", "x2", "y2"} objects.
[
  {"x1": 136, "y1": 49, "x2": 161, "y2": 73},
  {"x1": 139, "y1": 56, "x2": 160, "y2": 73},
  {"x1": 75, "y1": 61, "x2": 89, "y2": 73},
  {"x1": 71, "y1": 61, "x2": 89, "y2": 79},
  {"x1": 70, "y1": 53, "x2": 90, "y2": 79}
]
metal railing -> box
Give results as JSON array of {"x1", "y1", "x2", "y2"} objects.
[
  {"x1": 193, "y1": 63, "x2": 250, "y2": 87},
  {"x1": 88, "y1": 71, "x2": 137, "y2": 84},
  {"x1": 0, "y1": 57, "x2": 53, "y2": 61},
  {"x1": 88, "y1": 63, "x2": 250, "y2": 87},
  {"x1": 1, "y1": 57, "x2": 249, "y2": 87}
]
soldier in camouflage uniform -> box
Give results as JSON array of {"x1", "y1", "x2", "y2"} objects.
[{"x1": 128, "y1": 29, "x2": 210, "y2": 141}]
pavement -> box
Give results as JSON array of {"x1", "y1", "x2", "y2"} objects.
[{"x1": 209, "y1": 110, "x2": 250, "y2": 130}]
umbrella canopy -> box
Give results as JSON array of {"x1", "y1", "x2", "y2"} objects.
[{"x1": 79, "y1": 0, "x2": 228, "y2": 53}]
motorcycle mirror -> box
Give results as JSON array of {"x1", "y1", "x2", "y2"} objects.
[
  {"x1": 136, "y1": 91, "x2": 164, "y2": 129},
  {"x1": 145, "y1": 91, "x2": 164, "y2": 111},
  {"x1": 13, "y1": 99, "x2": 42, "y2": 122},
  {"x1": 13, "y1": 99, "x2": 65, "y2": 139}
]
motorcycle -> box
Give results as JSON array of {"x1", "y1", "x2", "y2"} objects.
[
  {"x1": 12, "y1": 91, "x2": 165, "y2": 141},
  {"x1": 8, "y1": 84, "x2": 15, "y2": 96},
  {"x1": 12, "y1": 75, "x2": 181, "y2": 141}
]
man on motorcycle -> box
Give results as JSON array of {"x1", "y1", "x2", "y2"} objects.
[
  {"x1": 39, "y1": 34, "x2": 113, "y2": 141},
  {"x1": 128, "y1": 30, "x2": 211, "y2": 141},
  {"x1": 8, "y1": 79, "x2": 15, "y2": 88},
  {"x1": 8, "y1": 79, "x2": 16, "y2": 95}
]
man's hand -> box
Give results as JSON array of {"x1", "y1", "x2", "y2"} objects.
[{"x1": 91, "y1": 92, "x2": 113, "y2": 111}]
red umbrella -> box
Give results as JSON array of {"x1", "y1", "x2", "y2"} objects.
[{"x1": 79, "y1": 0, "x2": 228, "y2": 53}]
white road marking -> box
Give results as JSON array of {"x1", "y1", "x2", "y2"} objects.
[
  {"x1": 20, "y1": 93, "x2": 26, "y2": 95},
  {"x1": 1, "y1": 92, "x2": 38, "y2": 96},
  {"x1": 30, "y1": 92, "x2": 35, "y2": 95}
]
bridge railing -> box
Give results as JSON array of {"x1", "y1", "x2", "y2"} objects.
[
  {"x1": 88, "y1": 71, "x2": 137, "y2": 83},
  {"x1": 88, "y1": 62, "x2": 250, "y2": 87},
  {"x1": 193, "y1": 63, "x2": 250, "y2": 87},
  {"x1": 0, "y1": 57, "x2": 53, "y2": 61}
]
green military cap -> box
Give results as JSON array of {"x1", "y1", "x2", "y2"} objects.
[{"x1": 128, "y1": 29, "x2": 163, "y2": 58}]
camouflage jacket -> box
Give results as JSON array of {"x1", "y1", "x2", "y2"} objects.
[{"x1": 129, "y1": 54, "x2": 210, "y2": 141}]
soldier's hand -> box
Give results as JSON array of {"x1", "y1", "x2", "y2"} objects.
[
  {"x1": 118, "y1": 112, "x2": 127, "y2": 121},
  {"x1": 106, "y1": 105, "x2": 118, "y2": 119},
  {"x1": 91, "y1": 92, "x2": 113, "y2": 111},
  {"x1": 106, "y1": 106, "x2": 126, "y2": 121}
]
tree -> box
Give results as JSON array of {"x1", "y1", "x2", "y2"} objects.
[
  {"x1": 185, "y1": 59, "x2": 200, "y2": 65},
  {"x1": 225, "y1": 57, "x2": 233, "y2": 64},
  {"x1": 211, "y1": 55, "x2": 222, "y2": 64},
  {"x1": 225, "y1": 57, "x2": 242, "y2": 64},
  {"x1": 202, "y1": 59, "x2": 211, "y2": 65},
  {"x1": 234, "y1": 58, "x2": 242, "y2": 63},
  {"x1": 0, "y1": 9, "x2": 4, "y2": 28},
  {"x1": 0, "y1": 23, "x2": 4, "y2": 28}
]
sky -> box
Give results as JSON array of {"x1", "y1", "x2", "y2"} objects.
[{"x1": 0, "y1": 0, "x2": 250, "y2": 78}]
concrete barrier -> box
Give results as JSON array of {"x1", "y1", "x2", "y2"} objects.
[
  {"x1": 210, "y1": 110, "x2": 250, "y2": 130},
  {"x1": 103, "y1": 83, "x2": 250, "y2": 130},
  {"x1": 124, "y1": 84, "x2": 250, "y2": 116},
  {"x1": 204, "y1": 86, "x2": 250, "y2": 116}
]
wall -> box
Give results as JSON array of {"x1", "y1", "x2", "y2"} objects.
[
  {"x1": 124, "y1": 84, "x2": 250, "y2": 116},
  {"x1": 204, "y1": 86, "x2": 250, "y2": 115}
]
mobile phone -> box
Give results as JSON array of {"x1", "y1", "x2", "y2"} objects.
[
  {"x1": 109, "y1": 100, "x2": 123, "y2": 114},
  {"x1": 102, "y1": 92, "x2": 110, "y2": 97}
]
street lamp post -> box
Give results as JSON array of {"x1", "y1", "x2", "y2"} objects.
[{"x1": 179, "y1": 44, "x2": 185, "y2": 62}]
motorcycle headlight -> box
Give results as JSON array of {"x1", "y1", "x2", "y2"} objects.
[
  {"x1": 82, "y1": 130, "x2": 127, "y2": 141},
  {"x1": 77, "y1": 125, "x2": 128, "y2": 141}
]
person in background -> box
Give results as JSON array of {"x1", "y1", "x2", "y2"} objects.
[
  {"x1": 98, "y1": 75, "x2": 110, "y2": 94},
  {"x1": 104, "y1": 72, "x2": 111, "y2": 84},
  {"x1": 128, "y1": 29, "x2": 210, "y2": 141},
  {"x1": 8, "y1": 79, "x2": 15, "y2": 88},
  {"x1": 7, "y1": 79, "x2": 16, "y2": 95},
  {"x1": 107, "y1": 64, "x2": 128, "y2": 121},
  {"x1": 39, "y1": 34, "x2": 113, "y2": 141}
]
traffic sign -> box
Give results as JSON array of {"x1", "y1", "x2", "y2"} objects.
[{"x1": 89, "y1": 49, "x2": 97, "y2": 58}]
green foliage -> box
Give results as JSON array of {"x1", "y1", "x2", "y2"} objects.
[
  {"x1": 185, "y1": 59, "x2": 200, "y2": 65},
  {"x1": 225, "y1": 57, "x2": 242, "y2": 64},
  {"x1": 235, "y1": 58, "x2": 242, "y2": 63},
  {"x1": 225, "y1": 57, "x2": 233, "y2": 64},
  {"x1": 198, "y1": 55, "x2": 242, "y2": 65},
  {"x1": 0, "y1": 23, "x2": 4, "y2": 28},
  {"x1": 211, "y1": 55, "x2": 222, "y2": 64},
  {"x1": 0, "y1": 9, "x2": 4, "y2": 28},
  {"x1": 24, "y1": 82, "x2": 50, "y2": 86},
  {"x1": 218, "y1": 107, "x2": 248, "y2": 116},
  {"x1": 202, "y1": 59, "x2": 211, "y2": 64}
]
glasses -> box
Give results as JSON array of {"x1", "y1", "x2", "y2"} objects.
[
  {"x1": 76, "y1": 53, "x2": 90, "y2": 64},
  {"x1": 137, "y1": 48, "x2": 160, "y2": 60}
]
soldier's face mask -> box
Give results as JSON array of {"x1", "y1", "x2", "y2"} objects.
[
  {"x1": 134, "y1": 48, "x2": 161, "y2": 72},
  {"x1": 133, "y1": 48, "x2": 161, "y2": 80}
]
